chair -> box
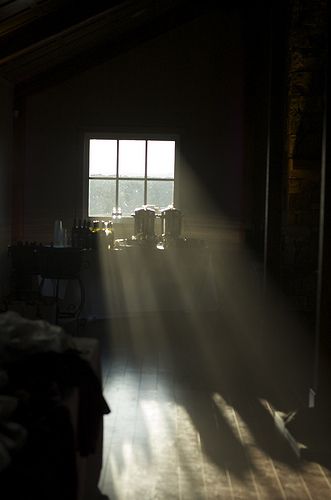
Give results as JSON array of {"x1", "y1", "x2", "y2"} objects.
[
  {"x1": 38, "y1": 247, "x2": 85, "y2": 332},
  {"x1": 8, "y1": 244, "x2": 40, "y2": 301}
]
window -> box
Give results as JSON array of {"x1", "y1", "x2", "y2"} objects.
[{"x1": 86, "y1": 136, "x2": 177, "y2": 218}]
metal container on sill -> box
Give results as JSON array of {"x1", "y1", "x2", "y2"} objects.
[
  {"x1": 161, "y1": 206, "x2": 182, "y2": 239},
  {"x1": 132, "y1": 206, "x2": 156, "y2": 239}
]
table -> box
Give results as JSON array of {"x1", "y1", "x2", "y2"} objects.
[
  {"x1": 79, "y1": 243, "x2": 219, "y2": 319},
  {"x1": 8, "y1": 242, "x2": 219, "y2": 321}
]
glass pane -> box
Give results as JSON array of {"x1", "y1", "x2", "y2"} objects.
[
  {"x1": 147, "y1": 140, "x2": 175, "y2": 178},
  {"x1": 119, "y1": 140, "x2": 145, "y2": 177},
  {"x1": 146, "y1": 180, "x2": 174, "y2": 209},
  {"x1": 118, "y1": 180, "x2": 144, "y2": 216},
  {"x1": 89, "y1": 179, "x2": 116, "y2": 216},
  {"x1": 89, "y1": 139, "x2": 117, "y2": 177}
]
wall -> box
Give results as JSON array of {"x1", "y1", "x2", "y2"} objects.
[
  {"x1": 0, "y1": 78, "x2": 13, "y2": 299},
  {"x1": 281, "y1": 0, "x2": 327, "y2": 323},
  {"x1": 20, "y1": 7, "x2": 244, "y2": 245}
]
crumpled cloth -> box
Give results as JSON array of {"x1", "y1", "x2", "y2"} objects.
[{"x1": 0, "y1": 311, "x2": 74, "y2": 365}]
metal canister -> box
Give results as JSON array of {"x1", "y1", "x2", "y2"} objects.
[
  {"x1": 161, "y1": 206, "x2": 182, "y2": 239},
  {"x1": 132, "y1": 207, "x2": 156, "y2": 238}
]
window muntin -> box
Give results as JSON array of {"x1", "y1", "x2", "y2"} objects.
[{"x1": 87, "y1": 137, "x2": 176, "y2": 217}]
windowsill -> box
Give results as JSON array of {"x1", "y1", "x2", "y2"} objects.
[{"x1": 86, "y1": 214, "x2": 243, "y2": 244}]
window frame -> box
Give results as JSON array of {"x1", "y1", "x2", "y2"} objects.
[{"x1": 83, "y1": 132, "x2": 180, "y2": 220}]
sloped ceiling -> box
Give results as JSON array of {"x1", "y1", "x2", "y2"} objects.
[{"x1": 0, "y1": 0, "x2": 220, "y2": 98}]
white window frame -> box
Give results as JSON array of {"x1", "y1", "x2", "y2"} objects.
[{"x1": 83, "y1": 132, "x2": 180, "y2": 220}]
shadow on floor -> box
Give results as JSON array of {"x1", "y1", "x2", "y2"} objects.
[{"x1": 78, "y1": 306, "x2": 331, "y2": 484}]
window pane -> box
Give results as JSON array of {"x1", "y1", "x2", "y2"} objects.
[
  {"x1": 118, "y1": 180, "x2": 144, "y2": 216},
  {"x1": 89, "y1": 179, "x2": 116, "y2": 216},
  {"x1": 147, "y1": 180, "x2": 174, "y2": 209},
  {"x1": 147, "y1": 140, "x2": 175, "y2": 178},
  {"x1": 119, "y1": 140, "x2": 145, "y2": 177},
  {"x1": 89, "y1": 139, "x2": 117, "y2": 177}
]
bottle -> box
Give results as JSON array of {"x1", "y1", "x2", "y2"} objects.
[
  {"x1": 71, "y1": 218, "x2": 79, "y2": 248},
  {"x1": 99, "y1": 220, "x2": 108, "y2": 248},
  {"x1": 76, "y1": 219, "x2": 81, "y2": 248},
  {"x1": 107, "y1": 221, "x2": 115, "y2": 249},
  {"x1": 86, "y1": 219, "x2": 92, "y2": 249},
  {"x1": 91, "y1": 220, "x2": 100, "y2": 249},
  {"x1": 80, "y1": 219, "x2": 87, "y2": 249}
]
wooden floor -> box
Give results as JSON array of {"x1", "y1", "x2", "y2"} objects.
[{"x1": 80, "y1": 308, "x2": 331, "y2": 500}]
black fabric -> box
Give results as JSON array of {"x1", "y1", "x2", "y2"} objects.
[
  {"x1": 0, "y1": 348, "x2": 110, "y2": 499},
  {"x1": 0, "y1": 401, "x2": 77, "y2": 500},
  {"x1": 4, "y1": 349, "x2": 110, "y2": 455}
]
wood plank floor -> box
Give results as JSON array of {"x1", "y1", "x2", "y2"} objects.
[{"x1": 80, "y1": 309, "x2": 331, "y2": 500}]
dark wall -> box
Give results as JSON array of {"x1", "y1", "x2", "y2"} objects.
[
  {"x1": 17, "y1": 7, "x2": 246, "y2": 243},
  {"x1": 0, "y1": 78, "x2": 13, "y2": 297}
]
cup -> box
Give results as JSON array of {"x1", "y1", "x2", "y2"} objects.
[{"x1": 53, "y1": 219, "x2": 63, "y2": 247}]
